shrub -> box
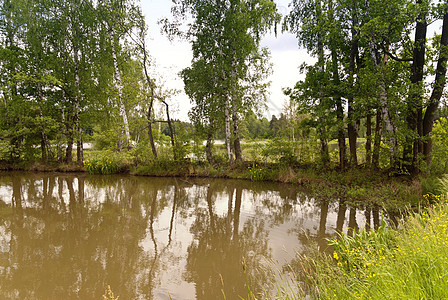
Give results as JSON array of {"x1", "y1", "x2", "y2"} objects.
[
  {"x1": 431, "y1": 117, "x2": 448, "y2": 174},
  {"x1": 261, "y1": 139, "x2": 298, "y2": 165},
  {"x1": 247, "y1": 162, "x2": 267, "y2": 181},
  {"x1": 84, "y1": 151, "x2": 127, "y2": 174}
]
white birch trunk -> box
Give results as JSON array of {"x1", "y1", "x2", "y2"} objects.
[
  {"x1": 224, "y1": 100, "x2": 234, "y2": 164},
  {"x1": 73, "y1": 44, "x2": 83, "y2": 163},
  {"x1": 108, "y1": 26, "x2": 131, "y2": 148},
  {"x1": 368, "y1": 42, "x2": 398, "y2": 162}
]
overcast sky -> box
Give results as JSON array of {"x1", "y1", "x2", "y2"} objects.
[{"x1": 140, "y1": 0, "x2": 314, "y2": 121}]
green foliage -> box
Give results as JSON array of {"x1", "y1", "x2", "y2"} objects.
[
  {"x1": 421, "y1": 175, "x2": 448, "y2": 202},
  {"x1": 92, "y1": 127, "x2": 124, "y2": 151},
  {"x1": 0, "y1": 139, "x2": 11, "y2": 160},
  {"x1": 431, "y1": 117, "x2": 448, "y2": 174},
  {"x1": 243, "y1": 112, "x2": 272, "y2": 139},
  {"x1": 128, "y1": 139, "x2": 155, "y2": 165},
  {"x1": 247, "y1": 162, "x2": 267, "y2": 181},
  {"x1": 329, "y1": 225, "x2": 397, "y2": 274},
  {"x1": 263, "y1": 197, "x2": 448, "y2": 300},
  {"x1": 319, "y1": 199, "x2": 448, "y2": 300},
  {"x1": 261, "y1": 139, "x2": 298, "y2": 165},
  {"x1": 84, "y1": 151, "x2": 128, "y2": 175}
]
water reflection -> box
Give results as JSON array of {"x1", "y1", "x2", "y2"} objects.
[{"x1": 0, "y1": 172, "x2": 386, "y2": 299}]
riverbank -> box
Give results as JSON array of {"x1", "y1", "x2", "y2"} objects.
[
  {"x1": 261, "y1": 194, "x2": 448, "y2": 300},
  {"x1": 0, "y1": 156, "x2": 433, "y2": 213}
]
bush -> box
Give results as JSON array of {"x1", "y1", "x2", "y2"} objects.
[
  {"x1": 92, "y1": 127, "x2": 124, "y2": 150},
  {"x1": 128, "y1": 139, "x2": 156, "y2": 165},
  {"x1": 0, "y1": 140, "x2": 11, "y2": 161},
  {"x1": 261, "y1": 139, "x2": 298, "y2": 165},
  {"x1": 84, "y1": 150, "x2": 128, "y2": 174},
  {"x1": 432, "y1": 117, "x2": 448, "y2": 174},
  {"x1": 247, "y1": 162, "x2": 268, "y2": 181}
]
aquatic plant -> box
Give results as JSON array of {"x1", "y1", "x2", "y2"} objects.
[
  {"x1": 248, "y1": 163, "x2": 267, "y2": 181},
  {"x1": 83, "y1": 151, "x2": 124, "y2": 174}
]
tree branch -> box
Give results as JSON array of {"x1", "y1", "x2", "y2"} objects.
[{"x1": 381, "y1": 45, "x2": 413, "y2": 62}]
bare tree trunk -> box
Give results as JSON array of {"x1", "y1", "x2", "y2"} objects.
[
  {"x1": 37, "y1": 84, "x2": 51, "y2": 162},
  {"x1": 108, "y1": 26, "x2": 131, "y2": 149},
  {"x1": 368, "y1": 43, "x2": 398, "y2": 167},
  {"x1": 403, "y1": 0, "x2": 427, "y2": 172},
  {"x1": 423, "y1": 10, "x2": 448, "y2": 167},
  {"x1": 161, "y1": 100, "x2": 176, "y2": 160},
  {"x1": 348, "y1": 36, "x2": 359, "y2": 166},
  {"x1": 366, "y1": 113, "x2": 372, "y2": 166},
  {"x1": 232, "y1": 109, "x2": 242, "y2": 162},
  {"x1": 206, "y1": 128, "x2": 214, "y2": 164},
  {"x1": 73, "y1": 43, "x2": 83, "y2": 165},
  {"x1": 147, "y1": 100, "x2": 158, "y2": 158},
  {"x1": 224, "y1": 100, "x2": 234, "y2": 164},
  {"x1": 317, "y1": 27, "x2": 329, "y2": 165},
  {"x1": 372, "y1": 109, "x2": 382, "y2": 169}
]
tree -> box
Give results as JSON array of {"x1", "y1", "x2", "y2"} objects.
[
  {"x1": 423, "y1": 4, "x2": 448, "y2": 167},
  {"x1": 176, "y1": 0, "x2": 279, "y2": 164}
]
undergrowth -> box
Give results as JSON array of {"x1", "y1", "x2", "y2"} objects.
[{"x1": 245, "y1": 191, "x2": 448, "y2": 300}]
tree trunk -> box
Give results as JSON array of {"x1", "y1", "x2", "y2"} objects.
[
  {"x1": 162, "y1": 100, "x2": 176, "y2": 160},
  {"x1": 372, "y1": 109, "x2": 382, "y2": 169},
  {"x1": 76, "y1": 138, "x2": 83, "y2": 165},
  {"x1": 366, "y1": 113, "x2": 372, "y2": 166},
  {"x1": 73, "y1": 43, "x2": 83, "y2": 165},
  {"x1": 139, "y1": 15, "x2": 158, "y2": 159},
  {"x1": 232, "y1": 109, "x2": 242, "y2": 162},
  {"x1": 348, "y1": 36, "x2": 359, "y2": 166},
  {"x1": 422, "y1": 10, "x2": 448, "y2": 167},
  {"x1": 65, "y1": 125, "x2": 73, "y2": 164},
  {"x1": 332, "y1": 48, "x2": 346, "y2": 170},
  {"x1": 404, "y1": 0, "x2": 427, "y2": 171},
  {"x1": 368, "y1": 42, "x2": 398, "y2": 167},
  {"x1": 147, "y1": 92, "x2": 158, "y2": 158},
  {"x1": 38, "y1": 84, "x2": 50, "y2": 162},
  {"x1": 40, "y1": 134, "x2": 47, "y2": 163},
  {"x1": 72, "y1": 0, "x2": 83, "y2": 165},
  {"x1": 319, "y1": 127, "x2": 330, "y2": 164},
  {"x1": 224, "y1": 100, "x2": 234, "y2": 164},
  {"x1": 108, "y1": 25, "x2": 131, "y2": 149},
  {"x1": 316, "y1": 27, "x2": 329, "y2": 165},
  {"x1": 206, "y1": 129, "x2": 214, "y2": 164}
]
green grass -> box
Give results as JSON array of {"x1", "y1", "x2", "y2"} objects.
[{"x1": 255, "y1": 194, "x2": 448, "y2": 300}]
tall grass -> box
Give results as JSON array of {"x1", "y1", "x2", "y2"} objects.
[
  {"x1": 243, "y1": 192, "x2": 448, "y2": 300},
  {"x1": 291, "y1": 196, "x2": 448, "y2": 299},
  {"x1": 83, "y1": 150, "x2": 129, "y2": 174}
]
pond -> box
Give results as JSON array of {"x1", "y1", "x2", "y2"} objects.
[{"x1": 0, "y1": 172, "x2": 384, "y2": 299}]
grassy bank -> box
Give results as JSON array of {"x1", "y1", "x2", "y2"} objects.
[
  {"x1": 271, "y1": 194, "x2": 448, "y2": 300},
  {"x1": 0, "y1": 148, "x2": 434, "y2": 212}
]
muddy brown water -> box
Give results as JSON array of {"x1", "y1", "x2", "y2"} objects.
[{"x1": 0, "y1": 172, "x2": 383, "y2": 299}]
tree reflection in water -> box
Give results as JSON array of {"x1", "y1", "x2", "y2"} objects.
[
  {"x1": 0, "y1": 172, "x2": 388, "y2": 299},
  {"x1": 185, "y1": 182, "x2": 271, "y2": 299}
]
